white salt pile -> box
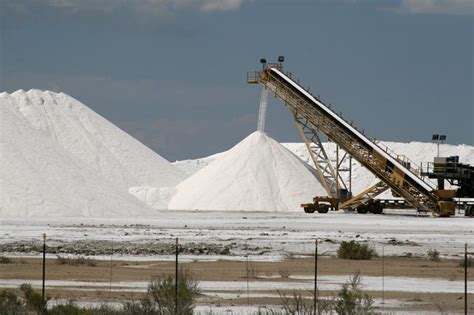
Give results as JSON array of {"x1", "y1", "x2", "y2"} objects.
[
  {"x1": 168, "y1": 131, "x2": 326, "y2": 211},
  {"x1": 0, "y1": 97, "x2": 149, "y2": 217},
  {"x1": 173, "y1": 151, "x2": 226, "y2": 178},
  {"x1": 0, "y1": 90, "x2": 185, "y2": 217},
  {"x1": 174, "y1": 141, "x2": 474, "y2": 200},
  {"x1": 2, "y1": 90, "x2": 185, "y2": 190},
  {"x1": 128, "y1": 186, "x2": 177, "y2": 210}
]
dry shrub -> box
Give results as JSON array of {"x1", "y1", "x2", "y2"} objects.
[
  {"x1": 337, "y1": 241, "x2": 377, "y2": 260},
  {"x1": 427, "y1": 249, "x2": 440, "y2": 262},
  {"x1": 56, "y1": 255, "x2": 97, "y2": 267},
  {"x1": 0, "y1": 256, "x2": 11, "y2": 264}
]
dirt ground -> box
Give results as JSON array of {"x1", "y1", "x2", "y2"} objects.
[
  {"x1": 1, "y1": 256, "x2": 472, "y2": 281},
  {"x1": 1, "y1": 256, "x2": 472, "y2": 313}
]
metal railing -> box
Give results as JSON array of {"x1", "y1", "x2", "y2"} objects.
[{"x1": 247, "y1": 71, "x2": 261, "y2": 84}]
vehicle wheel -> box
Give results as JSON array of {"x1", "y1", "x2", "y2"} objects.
[
  {"x1": 304, "y1": 207, "x2": 315, "y2": 214},
  {"x1": 356, "y1": 205, "x2": 368, "y2": 214},
  {"x1": 317, "y1": 205, "x2": 329, "y2": 214},
  {"x1": 371, "y1": 204, "x2": 384, "y2": 214},
  {"x1": 368, "y1": 203, "x2": 383, "y2": 214},
  {"x1": 465, "y1": 205, "x2": 473, "y2": 217}
]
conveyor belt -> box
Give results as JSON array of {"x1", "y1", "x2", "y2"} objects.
[
  {"x1": 271, "y1": 68, "x2": 434, "y2": 192},
  {"x1": 249, "y1": 64, "x2": 454, "y2": 215}
]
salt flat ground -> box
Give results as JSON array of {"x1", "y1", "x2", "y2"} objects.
[
  {"x1": 1, "y1": 210, "x2": 472, "y2": 259},
  {"x1": 1, "y1": 210, "x2": 473, "y2": 314}
]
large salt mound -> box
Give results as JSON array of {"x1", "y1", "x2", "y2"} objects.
[
  {"x1": 174, "y1": 141, "x2": 474, "y2": 200},
  {"x1": 168, "y1": 131, "x2": 326, "y2": 211},
  {"x1": 1, "y1": 90, "x2": 185, "y2": 190},
  {"x1": 0, "y1": 97, "x2": 153, "y2": 217}
]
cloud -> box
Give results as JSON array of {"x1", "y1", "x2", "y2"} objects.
[
  {"x1": 395, "y1": 0, "x2": 473, "y2": 16},
  {"x1": 4, "y1": 0, "x2": 245, "y2": 15},
  {"x1": 199, "y1": 0, "x2": 243, "y2": 11},
  {"x1": 174, "y1": 0, "x2": 244, "y2": 11},
  {"x1": 1, "y1": 0, "x2": 248, "y2": 31},
  {"x1": 332, "y1": 0, "x2": 473, "y2": 16}
]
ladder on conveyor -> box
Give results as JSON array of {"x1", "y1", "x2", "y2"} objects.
[{"x1": 248, "y1": 61, "x2": 455, "y2": 216}]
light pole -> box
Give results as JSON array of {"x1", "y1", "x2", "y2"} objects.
[{"x1": 432, "y1": 134, "x2": 446, "y2": 157}]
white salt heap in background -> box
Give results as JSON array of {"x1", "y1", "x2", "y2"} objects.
[
  {"x1": 0, "y1": 90, "x2": 185, "y2": 217},
  {"x1": 175, "y1": 141, "x2": 474, "y2": 200},
  {"x1": 3, "y1": 90, "x2": 185, "y2": 190},
  {"x1": 284, "y1": 141, "x2": 474, "y2": 198},
  {"x1": 168, "y1": 131, "x2": 326, "y2": 211}
]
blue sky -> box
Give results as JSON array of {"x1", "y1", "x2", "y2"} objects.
[{"x1": 1, "y1": 0, "x2": 473, "y2": 160}]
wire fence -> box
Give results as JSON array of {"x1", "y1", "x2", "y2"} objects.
[{"x1": 0, "y1": 236, "x2": 472, "y2": 314}]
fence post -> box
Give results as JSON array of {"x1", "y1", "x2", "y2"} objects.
[
  {"x1": 175, "y1": 237, "x2": 179, "y2": 314},
  {"x1": 382, "y1": 245, "x2": 385, "y2": 307},
  {"x1": 314, "y1": 239, "x2": 318, "y2": 315},
  {"x1": 465, "y1": 243, "x2": 468, "y2": 315},
  {"x1": 107, "y1": 239, "x2": 114, "y2": 305},
  {"x1": 246, "y1": 239, "x2": 250, "y2": 305},
  {"x1": 42, "y1": 233, "x2": 46, "y2": 301}
]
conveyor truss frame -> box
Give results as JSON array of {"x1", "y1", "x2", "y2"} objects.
[{"x1": 247, "y1": 63, "x2": 455, "y2": 216}]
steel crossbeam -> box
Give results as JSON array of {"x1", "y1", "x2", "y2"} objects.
[{"x1": 257, "y1": 69, "x2": 443, "y2": 214}]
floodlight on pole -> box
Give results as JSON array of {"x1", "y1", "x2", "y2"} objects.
[
  {"x1": 432, "y1": 134, "x2": 447, "y2": 157},
  {"x1": 278, "y1": 56, "x2": 285, "y2": 63}
]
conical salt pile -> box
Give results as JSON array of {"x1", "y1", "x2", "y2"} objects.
[
  {"x1": 2, "y1": 90, "x2": 185, "y2": 190},
  {"x1": 168, "y1": 131, "x2": 326, "y2": 211},
  {"x1": 0, "y1": 89, "x2": 185, "y2": 216},
  {"x1": 0, "y1": 96, "x2": 152, "y2": 217}
]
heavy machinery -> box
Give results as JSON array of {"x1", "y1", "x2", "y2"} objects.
[
  {"x1": 421, "y1": 156, "x2": 474, "y2": 197},
  {"x1": 247, "y1": 58, "x2": 458, "y2": 216}
]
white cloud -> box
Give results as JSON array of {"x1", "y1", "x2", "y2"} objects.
[
  {"x1": 335, "y1": 0, "x2": 473, "y2": 16},
  {"x1": 17, "y1": 0, "x2": 246, "y2": 13},
  {"x1": 174, "y1": 0, "x2": 243, "y2": 11},
  {"x1": 397, "y1": 0, "x2": 473, "y2": 16},
  {"x1": 199, "y1": 0, "x2": 243, "y2": 11}
]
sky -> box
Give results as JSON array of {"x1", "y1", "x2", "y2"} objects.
[{"x1": 1, "y1": 0, "x2": 473, "y2": 161}]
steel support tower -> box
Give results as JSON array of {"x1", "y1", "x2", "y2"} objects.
[{"x1": 248, "y1": 61, "x2": 455, "y2": 216}]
